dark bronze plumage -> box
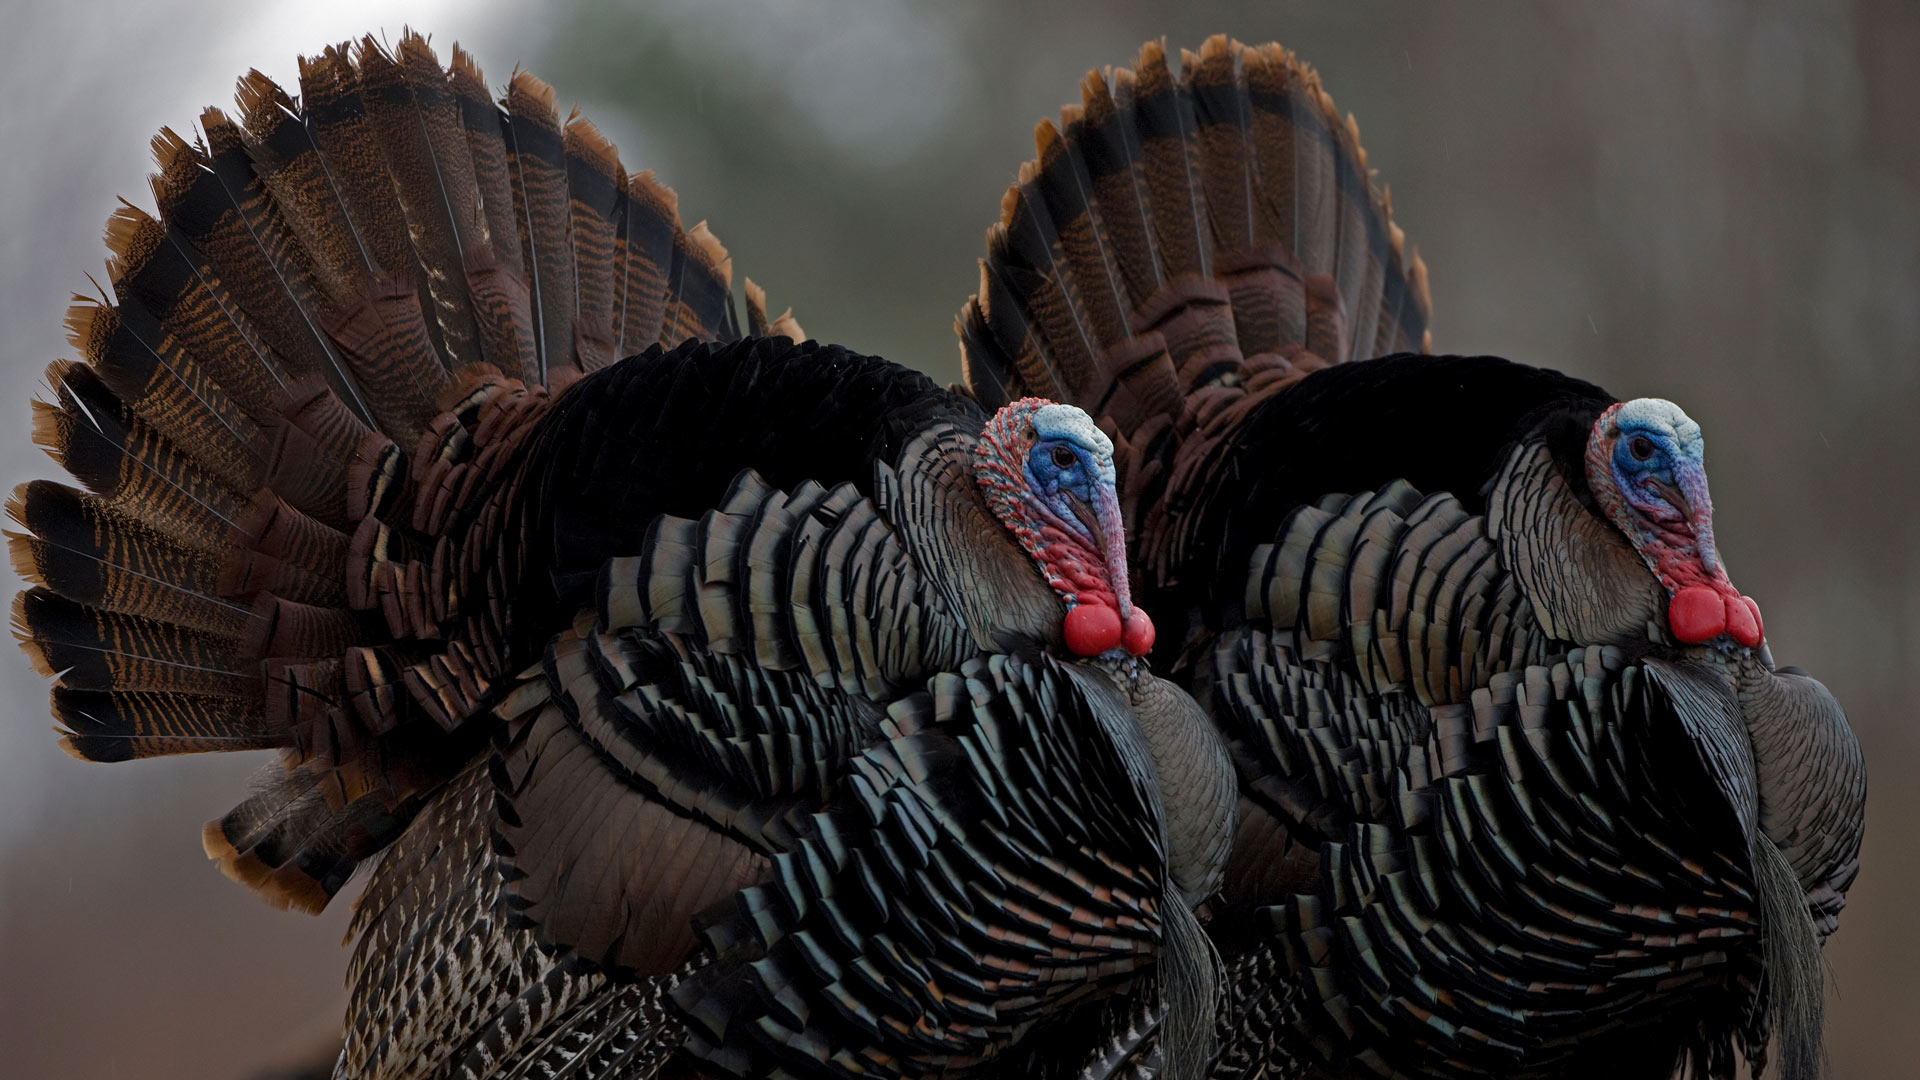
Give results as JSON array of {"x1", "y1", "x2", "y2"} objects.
[
  {"x1": 961, "y1": 31, "x2": 1862, "y2": 1080},
  {"x1": 11, "y1": 27, "x2": 1862, "y2": 1080}
]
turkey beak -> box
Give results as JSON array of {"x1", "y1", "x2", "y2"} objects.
[
  {"x1": 1065, "y1": 492, "x2": 1104, "y2": 556},
  {"x1": 1648, "y1": 477, "x2": 1693, "y2": 522},
  {"x1": 1671, "y1": 461, "x2": 1720, "y2": 576},
  {"x1": 1094, "y1": 483, "x2": 1133, "y2": 620},
  {"x1": 1064, "y1": 484, "x2": 1135, "y2": 620},
  {"x1": 1647, "y1": 464, "x2": 1724, "y2": 577}
]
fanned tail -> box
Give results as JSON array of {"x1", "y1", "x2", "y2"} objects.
[
  {"x1": 958, "y1": 35, "x2": 1430, "y2": 587},
  {"x1": 11, "y1": 29, "x2": 798, "y2": 913}
]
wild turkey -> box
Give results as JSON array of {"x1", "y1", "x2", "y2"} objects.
[
  {"x1": 959, "y1": 34, "x2": 1865, "y2": 1080},
  {"x1": 8, "y1": 32, "x2": 1239, "y2": 1079}
]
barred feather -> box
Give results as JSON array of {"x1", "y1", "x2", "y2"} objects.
[
  {"x1": 960, "y1": 35, "x2": 1432, "y2": 598},
  {"x1": 15, "y1": 35, "x2": 794, "y2": 921}
]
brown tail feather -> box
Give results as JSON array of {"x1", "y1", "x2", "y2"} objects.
[
  {"x1": 357, "y1": 34, "x2": 486, "y2": 371},
  {"x1": 149, "y1": 127, "x2": 345, "y2": 400},
  {"x1": 14, "y1": 34, "x2": 797, "y2": 913},
  {"x1": 55, "y1": 688, "x2": 274, "y2": 761},
  {"x1": 104, "y1": 202, "x2": 302, "y2": 418},
  {"x1": 1075, "y1": 68, "x2": 1165, "y2": 305},
  {"x1": 1186, "y1": 39, "x2": 1254, "y2": 259},
  {"x1": 33, "y1": 363, "x2": 250, "y2": 549},
  {"x1": 665, "y1": 220, "x2": 738, "y2": 346},
  {"x1": 231, "y1": 63, "x2": 448, "y2": 439},
  {"x1": 233, "y1": 68, "x2": 379, "y2": 300},
  {"x1": 449, "y1": 45, "x2": 541, "y2": 383},
  {"x1": 502, "y1": 71, "x2": 577, "y2": 381},
  {"x1": 14, "y1": 587, "x2": 251, "y2": 698},
  {"x1": 990, "y1": 166, "x2": 1103, "y2": 399},
  {"x1": 959, "y1": 35, "x2": 1431, "y2": 587},
  {"x1": 616, "y1": 171, "x2": 679, "y2": 355},
  {"x1": 743, "y1": 278, "x2": 804, "y2": 342},
  {"x1": 449, "y1": 46, "x2": 527, "y2": 282},
  {"x1": 564, "y1": 114, "x2": 627, "y2": 371},
  {"x1": 1132, "y1": 41, "x2": 1210, "y2": 281},
  {"x1": 67, "y1": 298, "x2": 264, "y2": 495},
  {"x1": 205, "y1": 759, "x2": 426, "y2": 913},
  {"x1": 8, "y1": 479, "x2": 251, "y2": 639}
]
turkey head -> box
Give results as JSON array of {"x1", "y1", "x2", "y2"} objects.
[
  {"x1": 1586, "y1": 398, "x2": 1765, "y2": 647},
  {"x1": 1485, "y1": 392, "x2": 1766, "y2": 655},
  {"x1": 974, "y1": 398, "x2": 1156, "y2": 659}
]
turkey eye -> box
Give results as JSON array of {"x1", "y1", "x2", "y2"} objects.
[
  {"x1": 1051, "y1": 445, "x2": 1077, "y2": 469},
  {"x1": 1628, "y1": 435, "x2": 1655, "y2": 461}
]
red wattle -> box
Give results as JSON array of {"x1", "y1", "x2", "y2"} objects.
[
  {"x1": 1064, "y1": 603, "x2": 1123, "y2": 656},
  {"x1": 1668, "y1": 585, "x2": 1727, "y2": 644},
  {"x1": 1727, "y1": 594, "x2": 1764, "y2": 647},
  {"x1": 1122, "y1": 608, "x2": 1155, "y2": 657}
]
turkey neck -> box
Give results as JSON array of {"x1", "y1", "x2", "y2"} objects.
[
  {"x1": 1729, "y1": 654, "x2": 1866, "y2": 928},
  {"x1": 879, "y1": 420, "x2": 1066, "y2": 650},
  {"x1": 1070, "y1": 660, "x2": 1231, "y2": 1080},
  {"x1": 1095, "y1": 662, "x2": 1237, "y2": 908},
  {"x1": 1485, "y1": 440, "x2": 1667, "y2": 646}
]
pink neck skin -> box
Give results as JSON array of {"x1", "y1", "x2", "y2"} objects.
[{"x1": 1022, "y1": 505, "x2": 1126, "y2": 612}]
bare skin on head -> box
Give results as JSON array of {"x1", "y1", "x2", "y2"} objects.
[
  {"x1": 974, "y1": 397, "x2": 1156, "y2": 659},
  {"x1": 1585, "y1": 397, "x2": 1765, "y2": 649}
]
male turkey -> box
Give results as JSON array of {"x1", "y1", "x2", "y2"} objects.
[
  {"x1": 9, "y1": 33, "x2": 1237, "y2": 1079},
  {"x1": 959, "y1": 34, "x2": 1865, "y2": 1080}
]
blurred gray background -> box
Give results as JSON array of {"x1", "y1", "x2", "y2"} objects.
[{"x1": 0, "y1": 1, "x2": 1912, "y2": 1076}]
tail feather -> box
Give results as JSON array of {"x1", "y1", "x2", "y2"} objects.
[
  {"x1": 1371, "y1": 186, "x2": 1417, "y2": 361},
  {"x1": 1329, "y1": 111, "x2": 1384, "y2": 365},
  {"x1": 149, "y1": 126, "x2": 344, "y2": 396},
  {"x1": 615, "y1": 171, "x2": 678, "y2": 358},
  {"x1": 15, "y1": 34, "x2": 795, "y2": 912},
  {"x1": 991, "y1": 166, "x2": 1101, "y2": 399},
  {"x1": 449, "y1": 46, "x2": 541, "y2": 382},
  {"x1": 33, "y1": 363, "x2": 248, "y2": 548},
  {"x1": 1239, "y1": 44, "x2": 1309, "y2": 351},
  {"x1": 262, "y1": 48, "x2": 448, "y2": 442},
  {"x1": 203, "y1": 101, "x2": 395, "y2": 435},
  {"x1": 13, "y1": 586, "x2": 251, "y2": 697},
  {"x1": 563, "y1": 114, "x2": 627, "y2": 371},
  {"x1": 70, "y1": 297, "x2": 264, "y2": 490},
  {"x1": 742, "y1": 278, "x2": 803, "y2": 342},
  {"x1": 1277, "y1": 60, "x2": 1336, "y2": 293},
  {"x1": 958, "y1": 35, "x2": 1432, "y2": 588},
  {"x1": 8, "y1": 479, "x2": 251, "y2": 638},
  {"x1": 664, "y1": 220, "x2": 737, "y2": 346},
  {"x1": 1077, "y1": 68, "x2": 1165, "y2": 307},
  {"x1": 502, "y1": 70, "x2": 577, "y2": 381},
  {"x1": 206, "y1": 758, "x2": 423, "y2": 913},
  {"x1": 234, "y1": 66, "x2": 380, "y2": 294},
  {"x1": 104, "y1": 203, "x2": 298, "y2": 417},
  {"x1": 1131, "y1": 41, "x2": 1209, "y2": 281},
  {"x1": 450, "y1": 46, "x2": 529, "y2": 282},
  {"x1": 1185, "y1": 39, "x2": 1254, "y2": 259},
  {"x1": 1039, "y1": 115, "x2": 1134, "y2": 351},
  {"x1": 358, "y1": 33, "x2": 485, "y2": 370},
  {"x1": 255, "y1": 378, "x2": 381, "y2": 529},
  {"x1": 54, "y1": 688, "x2": 274, "y2": 760},
  {"x1": 221, "y1": 491, "x2": 351, "y2": 607},
  {"x1": 1191, "y1": 41, "x2": 1295, "y2": 358},
  {"x1": 961, "y1": 255, "x2": 1058, "y2": 405}
]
